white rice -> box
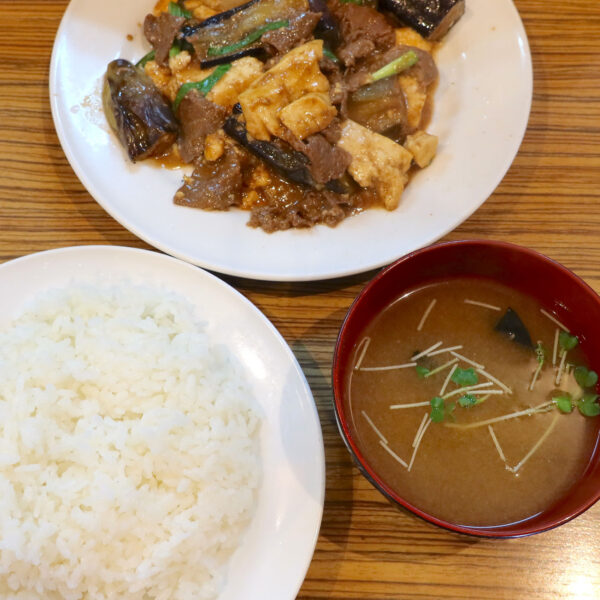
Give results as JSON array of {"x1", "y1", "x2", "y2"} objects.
[{"x1": 0, "y1": 283, "x2": 261, "y2": 600}]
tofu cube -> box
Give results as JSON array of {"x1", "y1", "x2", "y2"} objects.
[
  {"x1": 207, "y1": 57, "x2": 264, "y2": 109},
  {"x1": 404, "y1": 131, "x2": 438, "y2": 168},
  {"x1": 337, "y1": 119, "x2": 414, "y2": 210},
  {"x1": 398, "y1": 74, "x2": 427, "y2": 130},
  {"x1": 238, "y1": 40, "x2": 329, "y2": 140},
  {"x1": 395, "y1": 28, "x2": 434, "y2": 53},
  {"x1": 279, "y1": 93, "x2": 336, "y2": 140}
]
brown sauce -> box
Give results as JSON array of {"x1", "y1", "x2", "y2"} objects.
[
  {"x1": 150, "y1": 145, "x2": 188, "y2": 169},
  {"x1": 347, "y1": 278, "x2": 599, "y2": 527},
  {"x1": 141, "y1": 3, "x2": 439, "y2": 230},
  {"x1": 419, "y1": 78, "x2": 437, "y2": 132}
]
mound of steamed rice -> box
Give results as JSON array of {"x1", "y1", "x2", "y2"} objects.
[{"x1": 0, "y1": 283, "x2": 260, "y2": 600}]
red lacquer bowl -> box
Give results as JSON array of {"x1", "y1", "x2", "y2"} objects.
[{"x1": 332, "y1": 240, "x2": 600, "y2": 538}]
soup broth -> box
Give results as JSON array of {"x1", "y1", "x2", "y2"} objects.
[{"x1": 347, "y1": 278, "x2": 599, "y2": 527}]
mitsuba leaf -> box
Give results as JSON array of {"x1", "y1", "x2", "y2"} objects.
[
  {"x1": 446, "y1": 401, "x2": 456, "y2": 422},
  {"x1": 559, "y1": 331, "x2": 578, "y2": 352},
  {"x1": 458, "y1": 394, "x2": 477, "y2": 408},
  {"x1": 415, "y1": 365, "x2": 430, "y2": 378},
  {"x1": 574, "y1": 366, "x2": 598, "y2": 389},
  {"x1": 553, "y1": 394, "x2": 573, "y2": 414},
  {"x1": 578, "y1": 394, "x2": 600, "y2": 417},
  {"x1": 430, "y1": 396, "x2": 445, "y2": 423},
  {"x1": 535, "y1": 342, "x2": 545, "y2": 366},
  {"x1": 451, "y1": 367, "x2": 478, "y2": 387}
]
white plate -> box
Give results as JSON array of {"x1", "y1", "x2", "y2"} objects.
[
  {"x1": 50, "y1": 0, "x2": 532, "y2": 281},
  {"x1": 0, "y1": 246, "x2": 325, "y2": 600}
]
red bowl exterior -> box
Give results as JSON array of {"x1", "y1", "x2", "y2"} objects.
[{"x1": 332, "y1": 240, "x2": 600, "y2": 538}]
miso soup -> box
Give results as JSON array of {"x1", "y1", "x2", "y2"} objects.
[{"x1": 347, "y1": 278, "x2": 600, "y2": 527}]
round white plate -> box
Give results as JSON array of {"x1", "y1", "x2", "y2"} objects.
[
  {"x1": 50, "y1": 0, "x2": 532, "y2": 281},
  {"x1": 0, "y1": 246, "x2": 325, "y2": 600}
]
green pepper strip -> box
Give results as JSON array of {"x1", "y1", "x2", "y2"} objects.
[
  {"x1": 136, "y1": 50, "x2": 156, "y2": 68},
  {"x1": 168, "y1": 1, "x2": 192, "y2": 18},
  {"x1": 370, "y1": 50, "x2": 418, "y2": 83},
  {"x1": 207, "y1": 20, "x2": 289, "y2": 57},
  {"x1": 173, "y1": 63, "x2": 232, "y2": 111}
]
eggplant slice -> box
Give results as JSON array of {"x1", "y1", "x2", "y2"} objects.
[
  {"x1": 181, "y1": 0, "x2": 310, "y2": 67},
  {"x1": 346, "y1": 77, "x2": 408, "y2": 139},
  {"x1": 379, "y1": 0, "x2": 465, "y2": 40},
  {"x1": 223, "y1": 106, "x2": 350, "y2": 193},
  {"x1": 102, "y1": 59, "x2": 178, "y2": 162},
  {"x1": 224, "y1": 108, "x2": 317, "y2": 188},
  {"x1": 308, "y1": 0, "x2": 341, "y2": 48}
]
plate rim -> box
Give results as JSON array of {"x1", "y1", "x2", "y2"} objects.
[
  {"x1": 0, "y1": 244, "x2": 325, "y2": 599},
  {"x1": 49, "y1": 0, "x2": 533, "y2": 282}
]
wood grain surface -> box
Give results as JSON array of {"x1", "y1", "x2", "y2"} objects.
[{"x1": 1, "y1": 0, "x2": 600, "y2": 598}]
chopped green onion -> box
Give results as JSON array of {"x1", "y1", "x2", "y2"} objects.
[
  {"x1": 207, "y1": 20, "x2": 289, "y2": 57},
  {"x1": 169, "y1": 1, "x2": 192, "y2": 18},
  {"x1": 173, "y1": 63, "x2": 232, "y2": 111},
  {"x1": 136, "y1": 50, "x2": 156, "y2": 68},
  {"x1": 574, "y1": 365, "x2": 598, "y2": 389},
  {"x1": 553, "y1": 394, "x2": 573, "y2": 414},
  {"x1": 415, "y1": 365, "x2": 430, "y2": 378},
  {"x1": 577, "y1": 393, "x2": 600, "y2": 417},
  {"x1": 559, "y1": 331, "x2": 578, "y2": 352},
  {"x1": 169, "y1": 44, "x2": 182, "y2": 59},
  {"x1": 451, "y1": 367, "x2": 478, "y2": 387},
  {"x1": 323, "y1": 47, "x2": 340, "y2": 63},
  {"x1": 370, "y1": 50, "x2": 418, "y2": 83}
]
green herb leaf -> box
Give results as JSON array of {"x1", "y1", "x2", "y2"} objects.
[
  {"x1": 578, "y1": 393, "x2": 600, "y2": 417},
  {"x1": 169, "y1": 2, "x2": 192, "y2": 18},
  {"x1": 458, "y1": 394, "x2": 477, "y2": 408},
  {"x1": 574, "y1": 365, "x2": 598, "y2": 389},
  {"x1": 430, "y1": 396, "x2": 445, "y2": 423},
  {"x1": 415, "y1": 365, "x2": 430, "y2": 378},
  {"x1": 559, "y1": 331, "x2": 578, "y2": 352},
  {"x1": 173, "y1": 63, "x2": 232, "y2": 111},
  {"x1": 451, "y1": 367, "x2": 478, "y2": 387},
  {"x1": 207, "y1": 20, "x2": 289, "y2": 57},
  {"x1": 553, "y1": 394, "x2": 573, "y2": 413},
  {"x1": 136, "y1": 49, "x2": 156, "y2": 68},
  {"x1": 169, "y1": 44, "x2": 182, "y2": 59},
  {"x1": 431, "y1": 396, "x2": 444, "y2": 409}
]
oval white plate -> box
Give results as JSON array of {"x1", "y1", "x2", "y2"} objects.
[
  {"x1": 50, "y1": 0, "x2": 532, "y2": 281},
  {"x1": 0, "y1": 246, "x2": 325, "y2": 600}
]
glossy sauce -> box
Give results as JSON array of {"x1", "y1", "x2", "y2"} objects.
[
  {"x1": 347, "y1": 278, "x2": 599, "y2": 527},
  {"x1": 150, "y1": 146, "x2": 188, "y2": 169}
]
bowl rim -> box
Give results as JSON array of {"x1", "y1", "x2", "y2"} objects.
[{"x1": 332, "y1": 238, "x2": 600, "y2": 538}]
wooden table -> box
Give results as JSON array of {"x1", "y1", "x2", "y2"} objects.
[{"x1": 1, "y1": 1, "x2": 599, "y2": 598}]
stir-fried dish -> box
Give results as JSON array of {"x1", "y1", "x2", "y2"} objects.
[{"x1": 103, "y1": 0, "x2": 465, "y2": 232}]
